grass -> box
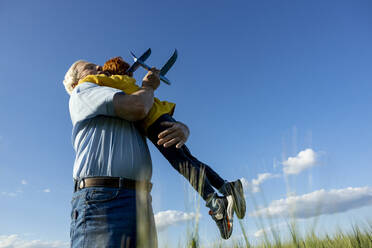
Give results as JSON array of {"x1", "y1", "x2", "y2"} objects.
[
  {"x1": 171, "y1": 162, "x2": 372, "y2": 248},
  {"x1": 181, "y1": 221, "x2": 372, "y2": 248},
  {"x1": 178, "y1": 191, "x2": 372, "y2": 248}
]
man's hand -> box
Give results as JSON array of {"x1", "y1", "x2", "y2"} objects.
[
  {"x1": 157, "y1": 121, "x2": 190, "y2": 148},
  {"x1": 142, "y1": 68, "x2": 160, "y2": 90}
]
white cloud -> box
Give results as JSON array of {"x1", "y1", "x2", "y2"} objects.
[
  {"x1": 43, "y1": 189, "x2": 51, "y2": 193},
  {"x1": 1, "y1": 192, "x2": 17, "y2": 197},
  {"x1": 254, "y1": 228, "x2": 267, "y2": 238},
  {"x1": 155, "y1": 210, "x2": 199, "y2": 232},
  {"x1": 0, "y1": 180, "x2": 26, "y2": 197},
  {"x1": 0, "y1": 234, "x2": 68, "y2": 248},
  {"x1": 254, "y1": 222, "x2": 287, "y2": 238},
  {"x1": 241, "y1": 173, "x2": 280, "y2": 193},
  {"x1": 283, "y1": 148, "x2": 317, "y2": 175},
  {"x1": 250, "y1": 186, "x2": 372, "y2": 219},
  {"x1": 1, "y1": 189, "x2": 23, "y2": 197}
]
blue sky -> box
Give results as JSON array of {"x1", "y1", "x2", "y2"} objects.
[{"x1": 0, "y1": 0, "x2": 371, "y2": 247}]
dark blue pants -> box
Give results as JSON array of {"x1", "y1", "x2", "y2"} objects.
[
  {"x1": 147, "y1": 114, "x2": 226, "y2": 201},
  {"x1": 70, "y1": 187, "x2": 157, "y2": 248}
]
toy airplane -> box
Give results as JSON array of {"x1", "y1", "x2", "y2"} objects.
[{"x1": 126, "y1": 48, "x2": 178, "y2": 85}]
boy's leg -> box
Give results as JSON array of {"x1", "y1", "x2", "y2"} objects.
[
  {"x1": 147, "y1": 114, "x2": 235, "y2": 238},
  {"x1": 181, "y1": 138, "x2": 246, "y2": 219},
  {"x1": 181, "y1": 145, "x2": 226, "y2": 190},
  {"x1": 151, "y1": 114, "x2": 227, "y2": 189},
  {"x1": 147, "y1": 114, "x2": 215, "y2": 201},
  {"x1": 149, "y1": 115, "x2": 246, "y2": 219}
]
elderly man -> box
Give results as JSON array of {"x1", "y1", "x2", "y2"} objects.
[{"x1": 63, "y1": 60, "x2": 189, "y2": 248}]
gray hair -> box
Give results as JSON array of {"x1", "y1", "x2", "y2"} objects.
[{"x1": 63, "y1": 60, "x2": 87, "y2": 95}]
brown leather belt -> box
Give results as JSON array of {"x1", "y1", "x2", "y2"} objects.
[{"x1": 74, "y1": 177, "x2": 152, "y2": 192}]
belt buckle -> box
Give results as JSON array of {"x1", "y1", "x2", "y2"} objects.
[{"x1": 78, "y1": 178, "x2": 85, "y2": 190}]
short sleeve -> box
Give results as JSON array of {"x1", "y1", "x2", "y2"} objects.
[{"x1": 69, "y1": 82, "x2": 123, "y2": 125}]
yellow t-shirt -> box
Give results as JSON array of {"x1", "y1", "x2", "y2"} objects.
[{"x1": 78, "y1": 74, "x2": 175, "y2": 131}]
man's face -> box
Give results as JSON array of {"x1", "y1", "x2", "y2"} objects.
[
  {"x1": 71, "y1": 61, "x2": 103, "y2": 89},
  {"x1": 78, "y1": 62, "x2": 103, "y2": 80}
]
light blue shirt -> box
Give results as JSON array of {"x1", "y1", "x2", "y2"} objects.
[{"x1": 69, "y1": 82, "x2": 152, "y2": 181}]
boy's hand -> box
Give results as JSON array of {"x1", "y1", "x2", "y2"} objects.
[
  {"x1": 157, "y1": 121, "x2": 190, "y2": 148},
  {"x1": 142, "y1": 68, "x2": 160, "y2": 90}
]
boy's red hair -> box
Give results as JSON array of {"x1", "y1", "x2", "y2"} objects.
[{"x1": 103, "y1": 57, "x2": 130, "y2": 75}]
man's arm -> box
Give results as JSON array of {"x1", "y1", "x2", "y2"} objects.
[
  {"x1": 113, "y1": 88, "x2": 154, "y2": 121},
  {"x1": 113, "y1": 68, "x2": 160, "y2": 121}
]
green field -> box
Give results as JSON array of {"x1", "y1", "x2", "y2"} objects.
[
  {"x1": 182, "y1": 221, "x2": 372, "y2": 248},
  {"x1": 166, "y1": 169, "x2": 372, "y2": 248}
]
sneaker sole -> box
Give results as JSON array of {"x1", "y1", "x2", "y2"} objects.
[
  {"x1": 223, "y1": 196, "x2": 234, "y2": 239},
  {"x1": 232, "y1": 180, "x2": 246, "y2": 219}
]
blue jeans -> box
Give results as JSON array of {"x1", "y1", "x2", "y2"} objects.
[{"x1": 70, "y1": 187, "x2": 157, "y2": 248}]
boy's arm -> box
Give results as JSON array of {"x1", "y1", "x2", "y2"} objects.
[{"x1": 157, "y1": 121, "x2": 190, "y2": 148}]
